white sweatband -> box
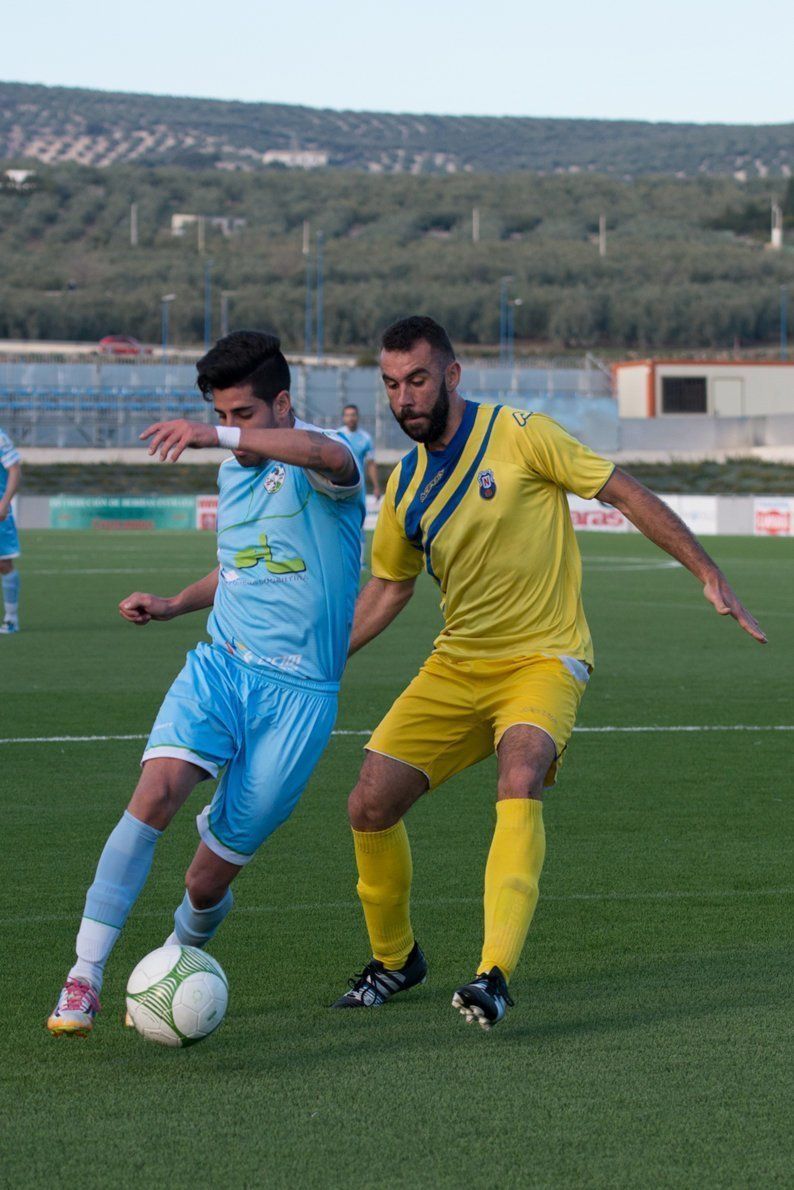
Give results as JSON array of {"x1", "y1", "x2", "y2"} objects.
[{"x1": 216, "y1": 426, "x2": 241, "y2": 450}]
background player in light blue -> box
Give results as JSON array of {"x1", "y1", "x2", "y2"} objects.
[
  {"x1": 0, "y1": 428, "x2": 22, "y2": 634},
  {"x1": 48, "y1": 332, "x2": 362, "y2": 1037},
  {"x1": 337, "y1": 403, "x2": 381, "y2": 566}
]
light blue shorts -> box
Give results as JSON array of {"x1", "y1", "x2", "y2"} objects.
[
  {"x1": 142, "y1": 642, "x2": 338, "y2": 865},
  {"x1": 0, "y1": 513, "x2": 19, "y2": 559}
]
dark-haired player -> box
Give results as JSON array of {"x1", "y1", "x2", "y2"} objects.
[
  {"x1": 48, "y1": 332, "x2": 363, "y2": 1036},
  {"x1": 332, "y1": 315, "x2": 765, "y2": 1029}
]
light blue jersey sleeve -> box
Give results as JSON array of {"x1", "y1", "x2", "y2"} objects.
[
  {"x1": 0, "y1": 430, "x2": 19, "y2": 500},
  {"x1": 206, "y1": 421, "x2": 363, "y2": 687}
]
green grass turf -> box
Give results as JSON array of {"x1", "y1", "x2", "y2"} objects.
[{"x1": 1, "y1": 530, "x2": 792, "y2": 1188}]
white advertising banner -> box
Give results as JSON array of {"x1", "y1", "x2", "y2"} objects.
[
  {"x1": 567, "y1": 495, "x2": 631, "y2": 532},
  {"x1": 661, "y1": 495, "x2": 719, "y2": 536},
  {"x1": 753, "y1": 497, "x2": 794, "y2": 537}
]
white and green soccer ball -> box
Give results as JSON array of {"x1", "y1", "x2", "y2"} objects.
[{"x1": 126, "y1": 945, "x2": 228, "y2": 1047}]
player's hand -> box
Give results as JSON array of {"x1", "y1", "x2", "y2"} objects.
[
  {"x1": 0, "y1": 502, "x2": 8, "y2": 522},
  {"x1": 703, "y1": 574, "x2": 767, "y2": 644},
  {"x1": 140, "y1": 419, "x2": 218, "y2": 462},
  {"x1": 119, "y1": 592, "x2": 175, "y2": 625}
]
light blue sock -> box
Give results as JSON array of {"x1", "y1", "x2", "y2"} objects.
[
  {"x1": 171, "y1": 889, "x2": 234, "y2": 949},
  {"x1": 2, "y1": 570, "x2": 19, "y2": 619},
  {"x1": 69, "y1": 810, "x2": 162, "y2": 991}
]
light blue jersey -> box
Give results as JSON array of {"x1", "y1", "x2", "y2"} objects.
[
  {"x1": 336, "y1": 425, "x2": 374, "y2": 479},
  {"x1": 207, "y1": 419, "x2": 363, "y2": 686},
  {"x1": 0, "y1": 429, "x2": 20, "y2": 560},
  {"x1": 142, "y1": 421, "x2": 363, "y2": 864}
]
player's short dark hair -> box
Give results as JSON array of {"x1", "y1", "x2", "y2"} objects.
[
  {"x1": 196, "y1": 331, "x2": 290, "y2": 404},
  {"x1": 343, "y1": 403, "x2": 359, "y2": 413},
  {"x1": 381, "y1": 316, "x2": 455, "y2": 364}
]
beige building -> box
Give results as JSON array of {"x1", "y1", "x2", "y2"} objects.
[{"x1": 613, "y1": 360, "x2": 794, "y2": 418}]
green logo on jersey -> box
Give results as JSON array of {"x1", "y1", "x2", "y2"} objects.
[{"x1": 234, "y1": 533, "x2": 306, "y2": 575}]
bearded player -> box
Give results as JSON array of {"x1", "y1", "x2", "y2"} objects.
[
  {"x1": 48, "y1": 332, "x2": 362, "y2": 1036},
  {"x1": 332, "y1": 316, "x2": 765, "y2": 1029}
]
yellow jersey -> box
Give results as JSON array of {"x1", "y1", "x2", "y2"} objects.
[{"x1": 372, "y1": 403, "x2": 615, "y2": 666}]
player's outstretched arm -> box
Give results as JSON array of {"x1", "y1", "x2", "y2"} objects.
[
  {"x1": 140, "y1": 420, "x2": 357, "y2": 484},
  {"x1": 597, "y1": 468, "x2": 767, "y2": 644},
  {"x1": 119, "y1": 568, "x2": 219, "y2": 626},
  {"x1": 348, "y1": 577, "x2": 416, "y2": 656}
]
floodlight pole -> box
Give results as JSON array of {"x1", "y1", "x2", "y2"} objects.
[
  {"x1": 161, "y1": 293, "x2": 176, "y2": 361},
  {"x1": 303, "y1": 220, "x2": 313, "y2": 358},
  {"x1": 220, "y1": 290, "x2": 237, "y2": 339},
  {"x1": 316, "y1": 231, "x2": 325, "y2": 361},
  {"x1": 204, "y1": 260, "x2": 213, "y2": 349},
  {"x1": 507, "y1": 298, "x2": 523, "y2": 368},
  {"x1": 781, "y1": 285, "x2": 789, "y2": 361},
  {"x1": 499, "y1": 276, "x2": 512, "y2": 365}
]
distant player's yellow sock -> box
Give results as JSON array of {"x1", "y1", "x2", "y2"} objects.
[
  {"x1": 479, "y1": 798, "x2": 546, "y2": 981},
  {"x1": 352, "y1": 821, "x2": 414, "y2": 971}
]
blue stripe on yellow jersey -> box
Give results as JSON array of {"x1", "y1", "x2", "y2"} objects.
[{"x1": 371, "y1": 403, "x2": 615, "y2": 666}]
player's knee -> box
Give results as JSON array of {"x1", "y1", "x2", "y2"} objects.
[
  {"x1": 497, "y1": 768, "x2": 545, "y2": 799},
  {"x1": 0, "y1": 559, "x2": 11, "y2": 575},
  {"x1": 348, "y1": 783, "x2": 394, "y2": 831},
  {"x1": 129, "y1": 780, "x2": 182, "y2": 829},
  {"x1": 185, "y1": 868, "x2": 230, "y2": 910}
]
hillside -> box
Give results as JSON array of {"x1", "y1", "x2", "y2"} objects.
[
  {"x1": 2, "y1": 81, "x2": 794, "y2": 177},
  {"x1": 0, "y1": 163, "x2": 792, "y2": 351}
]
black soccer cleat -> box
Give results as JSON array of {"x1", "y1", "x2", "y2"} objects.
[
  {"x1": 331, "y1": 941, "x2": 428, "y2": 1008},
  {"x1": 452, "y1": 966, "x2": 514, "y2": 1031}
]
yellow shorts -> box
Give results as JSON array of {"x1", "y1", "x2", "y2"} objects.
[{"x1": 366, "y1": 652, "x2": 588, "y2": 790}]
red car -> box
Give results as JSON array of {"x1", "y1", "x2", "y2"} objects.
[{"x1": 98, "y1": 335, "x2": 151, "y2": 357}]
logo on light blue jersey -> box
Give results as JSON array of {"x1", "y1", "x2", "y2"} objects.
[{"x1": 264, "y1": 464, "x2": 286, "y2": 494}]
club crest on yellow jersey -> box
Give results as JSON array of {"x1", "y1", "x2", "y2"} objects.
[{"x1": 477, "y1": 469, "x2": 497, "y2": 500}]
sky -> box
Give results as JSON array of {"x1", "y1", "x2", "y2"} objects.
[{"x1": 2, "y1": 0, "x2": 793, "y2": 125}]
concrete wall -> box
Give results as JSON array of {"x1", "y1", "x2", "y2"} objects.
[{"x1": 618, "y1": 413, "x2": 794, "y2": 457}]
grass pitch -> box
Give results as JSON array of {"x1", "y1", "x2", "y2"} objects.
[{"x1": 1, "y1": 530, "x2": 792, "y2": 1188}]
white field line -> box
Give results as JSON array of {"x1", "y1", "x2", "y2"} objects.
[
  {"x1": 26, "y1": 567, "x2": 204, "y2": 576},
  {"x1": 606, "y1": 597, "x2": 794, "y2": 618},
  {"x1": 3, "y1": 886, "x2": 792, "y2": 928},
  {"x1": 1, "y1": 724, "x2": 793, "y2": 746}
]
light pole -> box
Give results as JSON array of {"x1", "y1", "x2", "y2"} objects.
[
  {"x1": 507, "y1": 298, "x2": 523, "y2": 368},
  {"x1": 203, "y1": 260, "x2": 213, "y2": 349},
  {"x1": 316, "y1": 230, "x2": 325, "y2": 361},
  {"x1": 781, "y1": 285, "x2": 789, "y2": 361},
  {"x1": 303, "y1": 220, "x2": 313, "y2": 358},
  {"x1": 499, "y1": 276, "x2": 513, "y2": 364},
  {"x1": 161, "y1": 293, "x2": 176, "y2": 361},
  {"x1": 220, "y1": 290, "x2": 237, "y2": 339}
]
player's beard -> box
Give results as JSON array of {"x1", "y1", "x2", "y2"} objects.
[{"x1": 395, "y1": 379, "x2": 450, "y2": 444}]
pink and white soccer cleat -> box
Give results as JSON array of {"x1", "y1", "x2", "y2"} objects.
[{"x1": 47, "y1": 978, "x2": 101, "y2": 1037}]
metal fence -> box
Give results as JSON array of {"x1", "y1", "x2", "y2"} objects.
[{"x1": 0, "y1": 360, "x2": 617, "y2": 454}]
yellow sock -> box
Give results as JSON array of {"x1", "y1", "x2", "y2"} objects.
[
  {"x1": 479, "y1": 798, "x2": 546, "y2": 981},
  {"x1": 352, "y1": 821, "x2": 414, "y2": 971}
]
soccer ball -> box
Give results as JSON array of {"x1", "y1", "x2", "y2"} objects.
[{"x1": 126, "y1": 945, "x2": 228, "y2": 1047}]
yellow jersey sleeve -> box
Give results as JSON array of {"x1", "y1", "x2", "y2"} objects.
[
  {"x1": 515, "y1": 413, "x2": 615, "y2": 499},
  {"x1": 371, "y1": 469, "x2": 425, "y2": 582}
]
